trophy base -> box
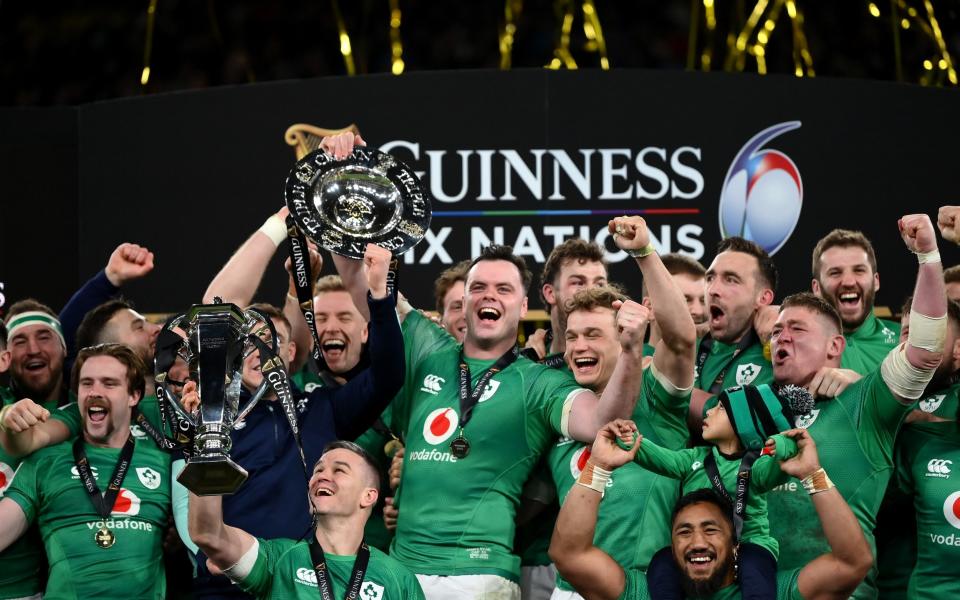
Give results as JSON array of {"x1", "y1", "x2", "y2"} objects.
[{"x1": 178, "y1": 455, "x2": 249, "y2": 496}]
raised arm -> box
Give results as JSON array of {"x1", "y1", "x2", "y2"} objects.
[
  {"x1": 328, "y1": 245, "x2": 405, "y2": 439},
  {"x1": 550, "y1": 421, "x2": 641, "y2": 600},
  {"x1": 881, "y1": 213, "x2": 947, "y2": 404},
  {"x1": 284, "y1": 244, "x2": 323, "y2": 372},
  {"x1": 188, "y1": 491, "x2": 256, "y2": 571},
  {"x1": 0, "y1": 398, "x2": 70, "y2": 457},
  {"x1": 202, "y1": 207, "x2": 289, "y2": 305},
  {"x1": 610, "y1": 216, "x2": 697, "y2": 387},
  {"x1": 0, "y1": 498, "x2": 29, "y2": 553},
  {"x1": 781, "y1": 429, "x2": 872, "y2": 600},
  {"x1": 566, "y1": 300, "x2": 646, "y2": 441}
]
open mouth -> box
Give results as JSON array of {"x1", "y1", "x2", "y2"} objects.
[
  {"x1": 24, "y1": 359, "x2": 47, "y2": 372},
  {"x1": 573, "y1": 357, "x2": 599, "y2": 374},
  {"x1": 838, "y1": 291, "x2": 861, "y2": 309},
  {"x1": 709, "y1": 305, "x2": 725, "y2": 325},
  {"x1": 478, "y1": 307, "x2": 502, "y2": 322},
  {"x1": 313, "y1": 484, "x2": 336, "y2": 498},
  {"x1": 685, "y1": 551, "x2": 717, "y2": 568},
  {"x1": 774, "y1": 347, "x2": 791, "y2": 365},
  {"x1": 87, "y1": 405, "x2": 109, "y2": 424},
  {"x1": 321, "y1": 339, "x2": 347, "y2": 359}
]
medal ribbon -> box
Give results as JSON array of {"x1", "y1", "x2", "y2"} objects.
[
  {"x1": 703, "y1": 449, "x2": 759, "y2": 542},
  {"x1": 72, "y1": 435, "x2": 136, "y2": 518},
  {"x1": 695, "y1": 329, "x2": 758, "y2": 394},
  {"x1": 456, "y1": 346, "x2": 519, "y2": 431},
  {"x1": 309, "y1": 537, "x2": 370, "y2": 600},
  {"x1": 285, "y1": 215, "x2": 330, "y2": 376}
]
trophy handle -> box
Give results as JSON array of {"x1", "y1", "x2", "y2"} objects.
[
  {"x1": 153, "y1": 314, "x2": 199, "y2": 446},
  {"x1": 232, "y1": 307, "x2": 283, "y2": 427}
]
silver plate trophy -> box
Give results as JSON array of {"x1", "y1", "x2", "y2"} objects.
[
  {"x1": 284, "y1": 146, "x2": 431, "y2": 259},
  {"x1": 155, "y1": 300, "x2": 286, "y2": 495}
]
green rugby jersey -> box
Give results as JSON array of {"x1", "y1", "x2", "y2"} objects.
[
  {"x1": 354, "y1": 403, "x2": 399, "y2": 553},
  {"x1": 631, "y1": 436, "x2": 794, "y2": 559},
  {"x1": 237, "y1": 537, "x2": 424, "y2": 599},
  {"x1": 895, "y1": 421, "x2": 960, "y2": 600},
  {"x1": 841, "y1": 313, "x2": 900, "y2": 376},
  {"x1": 694, "y1": 337, "x2": 772, "y2": 393},
  {"x1": 915, "y1": 382, "x2": 960, "y2": 420},
  {"x1": 548, "y1": 366, "x2": 689, "y2": 591},
  {"x1": 619, "y1": 566, "x2": 803, "y2": 600},
  {"x1": 766, "y1": 370, "x2": 910, "y2": 599},
  {"x1": 0, "y1": 385, "x2": 63, "y2": 599},
  {"x1": 4, "y1": 438, "x2": 171, "y2": 599},
  {"x1": 389, "y1": 311, "x2": 585, "y2": 581}
]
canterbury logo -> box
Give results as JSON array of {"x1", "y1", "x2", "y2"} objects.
[
  {"x1": 928, "y1": 459, "x2": 953, "y2": 478},
  {"x1": 420, "y1": 374, "x2": 445, "y2": 395}
]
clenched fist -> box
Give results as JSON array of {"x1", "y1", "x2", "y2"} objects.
[{"x1": 105, "y1": 243, "x2": 155, "y2": 287}]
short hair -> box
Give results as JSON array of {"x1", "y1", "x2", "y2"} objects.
[
  {"x1": 0, "y1": 320, "x2": 7, "y2": 351},
  {"x1": 812, "y1": 229, "x2": 878, "y2": 279},
  {"x1": 76, "y1": 299, "x2": 132, "y2": 352},
  {"x1": 320, "y1": 440, "x2": 381, "y2": 489},
  {"x1": 716, "y1": 237, "x2": 778, "y2": 293},
  {"x1": 670, "y1": 488, "x2": 735, "y2": 532},
  {"x1": 945, "y1": 265, "x2": 960, "y2": 285},
  {"x1": 314, "y1": 274, "x2": 347, "y2": 295},
  {"x1": 563, "y1": 285, "x2": 629, "y2": 318},
  {"x1": 644, "y1": 253, "x2": 705, "y2": 297},
  {"x1": 539, "y1": 239, "x2": 607, "y2": 312},
  {"x1": 247, "y1": 302, "x2": 292, "y2": 338},
  {"x1": 434, "y1": 260, "x2": 472, "y2": 314},
  {"x1": 4, "y1": 299, "x2": 57, "y2": 321},
  {"x1": 71, "y1": 343, "x2": 147, "y2": 400},
  {"x1": 469, "y1": 245, "x2": 533, "y2": 292},
  {"x1": 780, "y1": 292, "x2": 843, "y2": 334}
]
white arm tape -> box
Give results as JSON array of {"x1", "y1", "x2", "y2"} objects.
[
  {"x1": 560, "y1": 389, "x2": 588, "y2": 439},
  {"x1": 258, "y1": 214, "x2": 288, "y2": 247},
  {"x1": 223, "y1": 538, "x2": 260, "y2": 582},
  {"x1": 880, "y1": 345, "x2": 936, "y2": 400},
  {"x1": 908, "y1": 309, "x2": 947, "y2": 353},
  {"x1": 650, "y1": 361, "x2": 693, "y2": 398}
]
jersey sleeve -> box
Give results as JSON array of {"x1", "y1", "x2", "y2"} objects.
[
  {"x1": 3, "y1": 455, "x2": 41, "y2": 524},
  {"x1": 642, "y1": 364, "x2": 692, "y2": 450},
  {"x1": 524, "y1": 364, "x2": 588, "y2": 441},
  {"x1": 855, "y1": 370, "x2": 912, "y2": 467},
  {"x1": 394, "y1": 311, "x2": 458, "y2": 433},
  {"x1": 633, "y1": 440, "x2": 695, "y2": 480},
  {"x1": 49, "y1": 401, "x2": 82, "y2": 437},
  {"x1": 234, "y1": 537, "x2": 288, "y2": 597}
]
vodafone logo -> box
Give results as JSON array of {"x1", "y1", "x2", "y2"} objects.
[
  {"x1": 422, "y1": 408, "x2": 459, "y2": 445},
  {"x1": 944, "y1": 491, "x2": 960, "y2": 529},
  {"x1": 570, "y1": 447, "x2": 592, "y2": 478},
  {"x1": 111, "y1": 488, "x2": 142, "y2": 516},
  {"x1": 0, "y1": 461, "x2": 14, "y2": 495}
]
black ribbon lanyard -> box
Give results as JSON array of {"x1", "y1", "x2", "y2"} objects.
[
  {"x1": 451, "y1": 346, "x2": 518, "y2": 459},
  {"x1": 72, "y1": 436, "x2": 136, "y2": 517},
  {"x1": 703, "y1": 449, "x2": 759, "y2": 542},
  {"x1": 285, "y1": 215, "x2": 330, "y2": 376},
  {"x1": 309, "y1": 538, "x2": 370, "y2": 600},
  {"x1": 518, "y1": 329, "x2": 566, "y2": 369},
  {"x1": 249, "y1": 335, "x2": 309, "y2": 474},
  {"x1": 133, "y1": 406, "x2": 179, "y2": 451},
  {"x1": 695, "y1": 330, "x2": 758, "y2": 394}
]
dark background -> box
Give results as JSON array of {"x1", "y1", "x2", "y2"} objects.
[{"x1": 1, "y1": 69, "x2": 957, "y2": 316}]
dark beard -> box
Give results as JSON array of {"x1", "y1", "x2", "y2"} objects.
[{"x1": 679, "y1": 551, "x2": 735, "y2": 598}]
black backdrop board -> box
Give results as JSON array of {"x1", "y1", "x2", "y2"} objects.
[
  {"x1": 2, "y1": 70, "x2": 958, "y2": 316},
  {"x1": 0, "y1": 107, "x2": 78, "y2": 314}
]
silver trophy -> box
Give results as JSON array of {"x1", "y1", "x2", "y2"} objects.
[
  {"x1": 285, "y1": 146, "x2": 431, "y2": 259},
  {"x1": 157, "y1": 300, "x2": 284, "y2": 495}
]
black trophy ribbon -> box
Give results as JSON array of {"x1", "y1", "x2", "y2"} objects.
[
  {"x1": 703, "y1": 449, "x2": 759, "y2": 542},
  {"x1": 72, "y1": 435, "x2": 135, "y2": 549},
  {"x1": 309, "y1": 538, "x2": 370, "y2": 600},
  {"x1": 451, "y1": 346, "x2": 519, "y2": 459},
  {"x1": 249, "y1": 335, "x2": 308, "y2": 474},
  {"x1": 285, "y1": 214, "x2": 332, "y2": 378},
  {"x1": 519, "y1": 329, "x2": 566, "y2": 369}
]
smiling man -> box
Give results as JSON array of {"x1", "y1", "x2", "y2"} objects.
[
  {"x1": 189, "y1": 440, "x2": 424, "y2": 599},
  {"x1": 811, "y1": 229, "x2": 900, "y2": 375},
  {"x1": 767, "y1": 213, "x2": 947, "y2": 599},
  {"x1": 550, "y1": 422, "x2": 872, "y2": 600},
  {"x1": 0, "y1": 344, "x2": 171, "y2": 598},
  {"x1": 2, "y1": 300, "x2": 70, "y2": 409},
  {"x1": 434, "y1": 260, "x2": 472, "y2": 343}
]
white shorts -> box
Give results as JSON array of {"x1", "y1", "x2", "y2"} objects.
[
  {"x1": 416, "y1": 573, "x2": 521, "y2": 600},
  {"x1": 520, "y1": 564, "x2": 557, "y2": 600},
  {"x1": 549, "y1": 588, "x2": 585, "y2": 600}
]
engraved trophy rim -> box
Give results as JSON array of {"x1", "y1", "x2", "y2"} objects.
[{"x1": 284, "y1": 146, "x2": 432, "y2": 260}]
